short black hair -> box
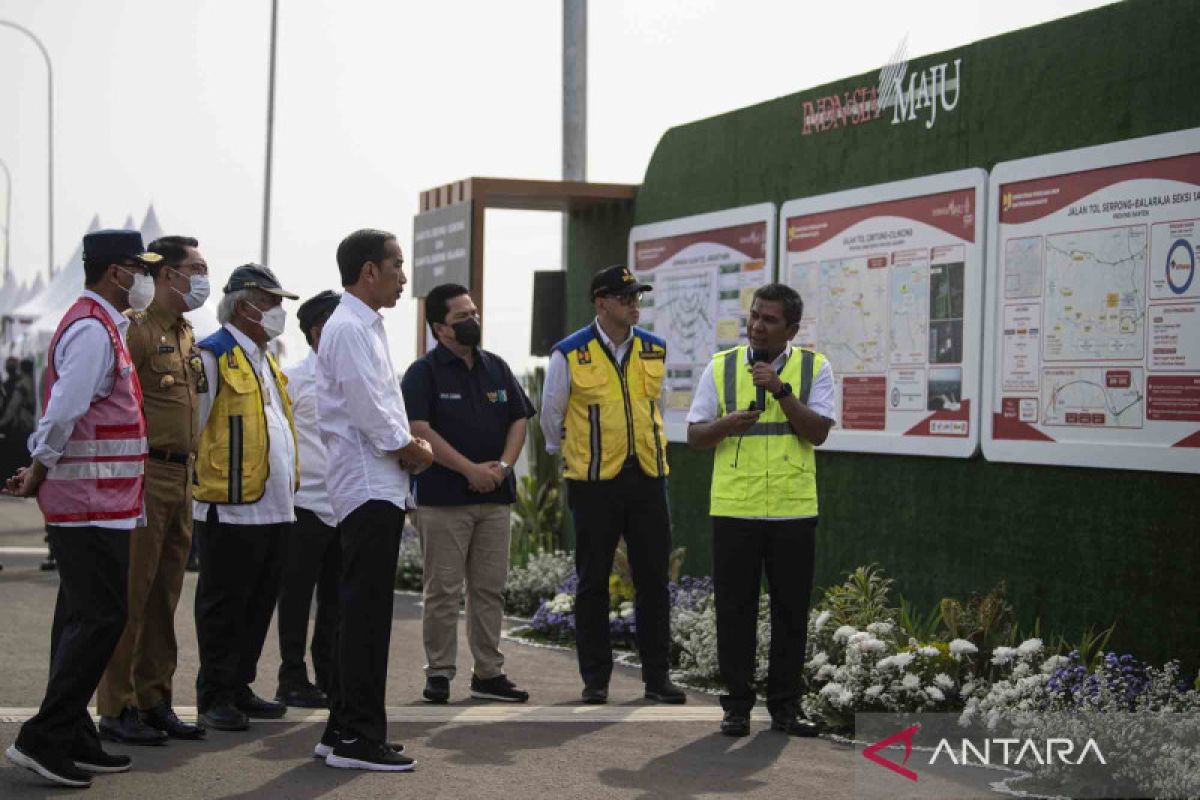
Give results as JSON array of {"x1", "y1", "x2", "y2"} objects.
[
  {"x1": 301, "y1": 309, "x2": 334, "y2": 347},
  {"x1": 83, "y1": 257, "x2": 112, "y2": 287},
  {"x1": 752, "y1": 283, "x2": 804, "y2": 326},
  {"x1": 424, "y1": 283, "x2": 470, "y2": 333},
  {"x1": 148, "y1": 235, "x2": 199, "y2": 277},
  {"x1": 336, "y1": 228, "x2": 395, "y2": 286}
]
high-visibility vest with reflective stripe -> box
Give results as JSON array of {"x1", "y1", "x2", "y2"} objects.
[
  {"x1": 553, "y1": 323, "x2": 669, "y2": 481},
  {"x1": 194, "y1": 327, "x2": 299, "y2": 504},
  {"x1": 37, "y1": 297, "x2": 148, "y2": 524},
  {"x1": 709, "y1": 345, "x2": 825, "y2": 518}
]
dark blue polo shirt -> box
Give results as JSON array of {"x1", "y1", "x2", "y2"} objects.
[{"x1": 401, "y1": 344, "x2": 535, "y2": 506}]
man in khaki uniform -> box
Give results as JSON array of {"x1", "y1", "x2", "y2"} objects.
[{"x1": 97, "y1": 236, "x2": 208, "y2": 744}]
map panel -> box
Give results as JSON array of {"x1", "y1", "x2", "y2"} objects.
[
  {"x1": 817, "y1": 256, "x2": 888, "y2": 374},
  {"x1": 1040, "y1": 366, "x2": 1144, "y2": 429},
  {"x1": 1004, "y1": 236, "x2": 1043, "y2": 299}
]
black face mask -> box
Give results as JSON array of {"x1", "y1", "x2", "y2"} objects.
[{"x1": 451, "y1": 317, "x2": 481, "y2": 347}]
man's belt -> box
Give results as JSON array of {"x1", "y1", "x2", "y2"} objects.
[{"x1": 148, "y1": 447, "x2": 190, "y2": 466}]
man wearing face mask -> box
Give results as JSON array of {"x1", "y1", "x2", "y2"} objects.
[
  {"x1": 3, "y1": 229, "x2": 157, "y2": 788},
  {"x1": 192, "y1": 264, "x2": 299, "y2": 733},
  {"x1": 96, "y1": 236, "x2": 208, "y2": 745},
  {"x1": 400, "y1": 283, "x2": 535, "y2": 705}
]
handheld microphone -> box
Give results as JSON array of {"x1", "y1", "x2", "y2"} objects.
[{"x1": 750, "y1": 349, "x2": 770, "y2": 410}]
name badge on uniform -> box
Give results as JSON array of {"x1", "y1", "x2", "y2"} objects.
[
  {"x1": 158, "y1": 344, "x2": 176, "y2": 354},
  {"x1": 486, "y1": 390, "x2": 508, "y2": 403},
  {"x1": 439, "y1": 392, "x2": 463, "y2": 400},
  {"x1": 640, "y1": 350, "x2": 664, "y2": 360}
]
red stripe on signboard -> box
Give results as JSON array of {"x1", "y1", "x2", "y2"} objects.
[
  {"x1": 1172, "y1": 429, "x2": 1200, "y2": 448},
  {"x1": 992, "y1": 412, "x2": 1055, "y2": 442},
  {"x1": 785, "y1": 188, "x2": 977, "y2": 253}
]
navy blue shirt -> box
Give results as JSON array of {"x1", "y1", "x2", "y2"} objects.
[{"x1": 401, "y1": 344, "x2": 535, "y2": 506}]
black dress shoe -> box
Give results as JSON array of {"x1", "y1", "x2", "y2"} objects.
[
  {"x1": 198, "y1": 702, "x2": 249, "y2": 732},
  {"x1": 141, "y1": 701, "x2": 206, "y2": 740},
  {"x1": 770, "y1": 710, "x2": 819, "y2": 737},
  {"x1": 644, "y1": 679, "x2": 687, "y2": 705},
  {"x1": 99, "y1": 707, "x2": 168, "y2": 745},
  {"x1": 276, "y1": 682, "x2": 327, "y2": 709},
  {"x1": 236, "y1": 692, "x2": 287, "y2": 719},
  {"x1": 721, "y1": 710, "x2": 751, "y2": 737},
  {"x1": 581, "y1": 686, "x2": 608, "y2": 704}
]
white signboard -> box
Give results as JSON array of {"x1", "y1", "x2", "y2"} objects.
[
  {"x1": 983, "y1": 128, "x2": 1200, "y2": 473},
  {"x1": 629, "y1": 204, "x2": 775, "y2": 442},
  {"x1": 780, "y1": 169, "x2": 986, "y2": 457}
]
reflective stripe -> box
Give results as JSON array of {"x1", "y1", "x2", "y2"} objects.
[
  {"x1": 721, "y1": 349, "x2": 739, "y2": 414},
  {"x1": 587, "y1": 404, "x2": 602, "y2": 481},
  {"x1": 229, "y1": 415, "x2": 243, "y2": 503},
  {"x1": 649, "y1": 399, "x2": 665, "y2": 476},
  {"x1": 62, "y1": 437, "x2": 148, "y2": 458},
  {"x1": 742, "y1": 422, "x2": 793, "y2": 437},
  {"x1": 47, "y1": 460, "x2": 145, "y2": 481},
  {"x1": 799, "y1": 350, "x2": 815, "y2": 405}
]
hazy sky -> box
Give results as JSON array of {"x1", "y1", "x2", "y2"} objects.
[{"x1": 0, "y1": 0, "x2": 1113, "y2": 371}]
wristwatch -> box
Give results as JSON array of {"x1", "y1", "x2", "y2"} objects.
[
  {"x1": 499, "y1": 460, "x2": 513, "y2": 477},
  {"x1": 772, "y1": 382, "x2": 793, "y2": 400}
]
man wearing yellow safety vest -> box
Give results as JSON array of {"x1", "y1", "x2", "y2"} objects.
[
  {"x1": 192, "y1": 264, "x2": 299, "y2": 733},
  {"x1": 541, "y1": 265, "x2": 685, "y2": 705},
  {"x1": 686, "y1": 283, "x2": 836, "y2": 738}
]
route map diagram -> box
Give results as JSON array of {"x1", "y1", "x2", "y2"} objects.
[
  {"x1": 1043, "y1": 225, "x2": 1147, "y2": 361},
  {"x1": 889, "y1": 258, "x2": 929, "y2": 365},
  {"x1": 817, "y1": 257, "x2": 888, "y2": 374},
  {"x1": 1040, "y1": 367, "x2": 1144, "y2": 428},
  {"x1": 652, "y1": 269, "x2": 717, "y2": 367},
  {"x1": 1004, "y1": 237, "x2": 1042, "y2": 299}
]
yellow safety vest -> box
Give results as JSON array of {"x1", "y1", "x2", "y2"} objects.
[
  {"x1": 709, "y1": 345, "x2": 825, "y2": 518},
  {"x1": 194, "y1": 328, "x2": 299, "y2": 504},
  {"x1": 555, "y1": 323, "x2": 669, "y2": 481}
]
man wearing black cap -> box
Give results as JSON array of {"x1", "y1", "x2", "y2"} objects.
[
  {"x1": 539, "y1": 265, "x2": 685, "y2": 706},
  {"x1": 4, "y1": 229, "x2": 160, "y2": 787},
  {"x1": 192, "y1": 264, "x2": 300, "y2": 732},
  {"x1": 273, "y1": 290, "x2": 342, "y2": 709}
]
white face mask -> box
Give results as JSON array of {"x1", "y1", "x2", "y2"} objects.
[
  {"x1": 247, "y1": 302, "x2": 287, "y2": 340},
  {"x1": 116, "y1": 268, "x2": 155, "y2": 312},
  {"x1": 170, "y1": 268, "x2": 210, "y2": 310}
]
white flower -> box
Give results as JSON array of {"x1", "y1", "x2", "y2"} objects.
[
  {"x1": 934, "y1": 673, "x2": 955, "y2": 690},
  {"x1": 891, "y1": 652, "x2": 915, "y2": 669},
  {"x1": 808, "y1": 651, "x2": 829, "y2": 668},
  {"x1": 926, "y1": 686, "x2": 946, "y2": 702},
  {"x1": 837, "y1": 689, "x2": 855, "y2": 707},
  {"x1": 547, "y1": 592, "x2": 574, "y2": 614},
  {"x1": 858, "y1": 638, "x2": 887, "y2": 654},
  {"x1": 818, "y1": 682, "x2": 844, "y2": 698},
  {"x1": 864, "y1": 685, "x2": 884, "y2": 698},
  {"x1": 1040, "y1": 654, "x2": 1070, "y2": 673},
  {"x1": 816, "y1": 664, "x2": 836, "y2": 681},
  {"x1": 866, "y1": 621, "x2": 894, "y2": 636},
  {"x1": 901, "y1": 673, "x2": 921, "y2": 690},
  {"x1": 813, "y1": 610, "x2": 832, "y2": 631},
  {"x1": 1017, "y1": 638, "x2": 1043, "y2": 657},
  {"x1": 620, "y1": 606, "x2": 635, "y2": 620},
  {"x1": 918, "y1": 646, "x2": 940, "y2": 658},
  {"x1": 833, "y1": 625, "x2": 857, "y2": 643},
  {"x1": 608, "y1": 611, "x2": 617, "y2": 621},
  {"x1": 991, "y1": 646, "x2": 1017, "y2": 666},
  {"x1": 949, "y1": 639, "x2": 978, "y2": 657},
  {"x1": 961, "y1": 681, "x2": 976, "y2": 696}
]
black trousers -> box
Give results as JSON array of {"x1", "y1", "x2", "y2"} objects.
[
  {"x1": 712, "y1": 516, "x2": 817, "y2": 716},
  {"x1": 325, "y1": 500, "x2": 403, "y2": 744},
  {"x1": 193, "y1": 507, "x2": 286, "y2": 711},
  {"x1": 276, "y1": 507, "x2": 341, "y2": 692},
  {"x1": 18, "y1": 526, "x2": 129, "y2": 758},
  {"x1": 567, "y1": 469, "x2": 672, "y2": 688}
]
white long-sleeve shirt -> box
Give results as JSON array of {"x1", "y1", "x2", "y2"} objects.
[
  {"x1": 317, "y1": 292, "x2": 413, "y2": 524},
  {"x1": 28, "y1": 290, "x2": 137, "y2": 530},
  {"x1": 539, "y1": 318, "x2": 633, "y2": 455},
  {"x1": 193, "y1": 323, "x2": 297, "y2": 526},
  {"x1": 284, "y1": 350, "x2": 336, "y2": 527}
]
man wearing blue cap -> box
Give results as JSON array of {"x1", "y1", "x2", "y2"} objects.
[{"x1": 4, "y1": 230, "x2": 159, "y2": 788}]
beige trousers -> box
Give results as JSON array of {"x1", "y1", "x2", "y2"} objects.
[{"x1": 416, "y1": 504, "x2": 511, "y2": 681}]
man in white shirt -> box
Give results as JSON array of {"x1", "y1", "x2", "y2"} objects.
[
  {"x1": 315, "y1": 229, "x2": 433, "y2": 773},
  {"x1": 4, "y1": 229, "x2": 159, "y2": 788},
  {"x1": 274, "y1": 290, "x2": 342, "y2": 709},
  {"x1": 192, "y1": 264, "x2": 299, "y2": 733}
]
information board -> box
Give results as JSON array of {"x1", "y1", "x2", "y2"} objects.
[
  {"x1": 412, "y1": 201, "x2": 472, "y2": 298},
  {"x1": 780, "y1": 170, "x2": 986, "y2": 457},
  {"x1": 983, "y1": 128, "x2": 1200, "y2": 473},
  {"x1": 629, "y1": 204, "x2": 775, "y2": 442}
]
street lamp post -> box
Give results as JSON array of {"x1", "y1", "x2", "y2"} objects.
[
  {"x1": 0, "y1": 157, "x2": 11, "y2": 279},
  {"x1": 0, "y1": 20, "x2": 54, "y2": 280}
]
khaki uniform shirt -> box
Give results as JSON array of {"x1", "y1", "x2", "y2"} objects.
[{"x1": 126, "y1": 301, "x2": 201, "y2": 457}]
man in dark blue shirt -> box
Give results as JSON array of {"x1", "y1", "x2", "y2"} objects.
[{"x1": 400, "y1": 283, "x2": 535, "y2": 705}]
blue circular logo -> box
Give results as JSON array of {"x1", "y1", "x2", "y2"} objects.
[{"x1": 1166, "y1": 238, "x2": 1195, "y2": 295}]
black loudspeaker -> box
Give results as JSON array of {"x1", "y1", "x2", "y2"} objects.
[{"x1": 530, "y1": 271, "x2": 566, "y2": 356}]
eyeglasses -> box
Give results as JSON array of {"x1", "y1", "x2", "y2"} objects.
[
  {"x1": 119, "y1": 261, "x2": 151, "y2": 276},
  {"x1": 601, "y1": 291, "x2": 643, "y2": 306}
]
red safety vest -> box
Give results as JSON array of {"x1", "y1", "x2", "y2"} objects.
[{"x1": 36, "y1": 297, "x2": 147, "y2": 524}]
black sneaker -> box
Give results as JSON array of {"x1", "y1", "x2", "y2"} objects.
[
  {"x1": 313, "y1": 725, "x2": 404, "y2": 759},
  {"x1": 325, "y1": 738, "x2": 416, "y2": 772},
  {"x1": 276, "y1": 682, "x2": 327, "y2": 709},
  {"x1": 470, "y1": 674, "x2": 529, "y2": 703},
  {"x1": 644, "y1": 679, "x2": 687, "y2": 705},
  {"x1": 720, "y1": 710, "x2": 751, "y2": 737},
  {"x1": 6, "y1": 742, "x2": 92, "y2": 787},
  {"x1": 770, "y1": 709, "x2": 819, "y2": 737},
  {"x1": 423, "y1": 676, "x2": 450, "y2": 704},
  {"x1": 72, "y1": 744, "x2": 133, "y2": 774}
]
